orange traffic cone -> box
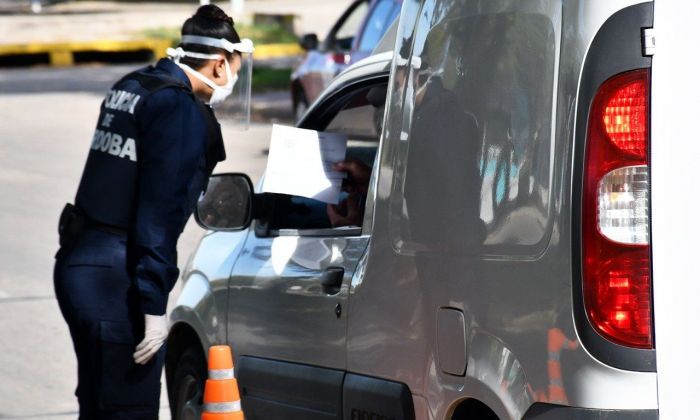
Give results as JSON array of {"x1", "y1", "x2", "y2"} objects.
[{"x1": 201, "y1": 345, "x2": 244, "y2": 420}]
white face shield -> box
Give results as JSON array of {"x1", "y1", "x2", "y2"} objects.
[{"x1": 167, "y1": 35, "x2": 255, "y2": 128}]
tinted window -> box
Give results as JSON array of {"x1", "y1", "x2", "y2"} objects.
[
  {"x1": 358, "y1": 0, "x2": 401, "y2": 52},
  {"x1": 389, "y1": 1, "x2": 558, "y2": 256},
  {"x1": 325, "y1": 103, "x2": 382, "y2": 142}
]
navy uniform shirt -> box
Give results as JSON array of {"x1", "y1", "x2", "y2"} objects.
[{"x1": 75, "y1": 58, "x2": 224, "y2": 315}]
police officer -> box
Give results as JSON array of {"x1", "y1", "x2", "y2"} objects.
[{"x1": 53, "y1": 5, "x2": 253, "y2": 418}]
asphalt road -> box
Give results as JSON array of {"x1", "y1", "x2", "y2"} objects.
[{"x1": 0, "y1": 63, "x2": 271, "y2": 418}]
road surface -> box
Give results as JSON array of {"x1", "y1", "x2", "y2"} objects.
[{"x1": 0, "y1": 64, "x2": 271, "y2": 419}]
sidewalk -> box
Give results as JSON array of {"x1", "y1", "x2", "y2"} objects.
[
  {"x1": 0, "y1": 0, "x2": 348, "y2": 67},
  {"x1": 0, "y1": 0, "x2": 347, "y2": 44}
]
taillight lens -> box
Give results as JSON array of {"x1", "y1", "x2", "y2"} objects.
[
  {"x1": 597, "y1": 165, "x2": 649, "y2": 244},
  {"x1": 602, "y1": 78, "x2": 648, "y2": 158},
  {"x1": 331, "y1": 53, "x2": 349, "y2": 65},
  {"x1": 582, "y1": 69, "x2": 653, "y2": 349}
]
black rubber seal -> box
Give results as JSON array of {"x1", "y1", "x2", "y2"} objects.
[
  {"x1": 571, "y1": 2, "x2": 656, "y2": 372},
  {"x1": 523, "y1": 403, "x2": 658, "y2": 419}
]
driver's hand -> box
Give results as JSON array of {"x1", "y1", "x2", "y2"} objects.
[
  {"x1": 334, "y1": 158, "x2": 371, "y2": 194},
  {"x1": 327, "y1": 193, "x2": 363, "y2": 227}
]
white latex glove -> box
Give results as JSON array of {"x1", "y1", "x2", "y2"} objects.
[{"x1": 133, "y1": 314, "x2": 168, "y2": 365}]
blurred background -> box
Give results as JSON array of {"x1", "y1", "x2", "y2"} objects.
[{"x1": 0, "y1": 0, "x2": 398, "y2": 417}]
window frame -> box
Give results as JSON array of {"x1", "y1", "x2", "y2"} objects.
[
  {"x1": 324, "y1": 0, "x2": 371, "y2": 52},
  {"x1": 254, "y1": 74, "x2": 391, "y2": 239}
]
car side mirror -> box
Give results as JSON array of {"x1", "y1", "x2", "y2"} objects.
[
  {"x1": 299, "y1": 33, "x2": 319, "y2": 51},
  {"x1": 195, "y1": 173, "x2": 253, "y2": 231}
]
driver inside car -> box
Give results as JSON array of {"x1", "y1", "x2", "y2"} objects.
[
  {"x1": 327, "y1": 157, "x2": 372, "y2": 227},
  {"x1": 325, "y1": 84, "x2": 385, "y2": 228}
]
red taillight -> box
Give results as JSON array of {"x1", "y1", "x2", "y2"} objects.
[
  {"x1": 582, "y1": 69, "x2": 653, "y2": 349},
  {"x1": 331, "y1": 53, "x2": 349, "y2": 65},
  {"x1": 602, "y1": 78, "x2": 648, "y2": 158}
]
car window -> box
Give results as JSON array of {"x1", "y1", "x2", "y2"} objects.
[
  {"x1": 257, "y1": 81, "x2": 388, "y2": 238},
  {"x1": 325, "y1": 101, "x2": 382, "y2": 141},
  {"x1": 357, "y1": 0, "x2": 401, "y2": 52},
  {"x1": 334, "y1": 1, "x2": 370, "y2": 51}
]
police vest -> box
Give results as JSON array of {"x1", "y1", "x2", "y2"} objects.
[{"x1": 75, "y1": 67, "x2": 225, "y2": 229}]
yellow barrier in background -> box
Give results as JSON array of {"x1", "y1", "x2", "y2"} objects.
[{"x1": 0, "y1": 40, "x2": 302, "y2": 67}]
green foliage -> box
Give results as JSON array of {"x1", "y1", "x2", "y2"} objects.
[
  {"x1": 140, "y1": 26, "x2": 181, "y2": 47},
  {"x1": 252, "y1": 67, "x2": 292, "y2": 93},
  {"x1": 138, "y1": 22, "x2": 297, "y2": 48},
  {"x1": 240, "y1": 23, "x2": 298, "y2": 45}
]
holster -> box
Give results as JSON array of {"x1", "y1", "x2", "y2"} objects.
[{"x1": 58, "y1": 203, "x2": 86, "y2": 248}]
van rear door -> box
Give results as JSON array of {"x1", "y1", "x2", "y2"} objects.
[{"x1": 650, "y1": 2, "x2": 700, "y2": 418}]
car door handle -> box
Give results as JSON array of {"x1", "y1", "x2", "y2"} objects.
[{"x1": 321, "y1": 267, "x2": 344, "y2": 295}]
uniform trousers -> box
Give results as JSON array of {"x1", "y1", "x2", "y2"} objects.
[{"x1": 54, "y1": 229, "x2": 165, "y2": 419}]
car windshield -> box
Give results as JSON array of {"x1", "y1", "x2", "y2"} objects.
[
  {"x1": 358, "y1": 0, "x2": 401, "y2": 52},
  {"x1": 335, "y1": 1, "x2": 369, "y2": 46}
]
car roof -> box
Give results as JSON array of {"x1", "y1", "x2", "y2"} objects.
[{"x1": 304, "y1": 51, "x2": 393, "y2": 119}]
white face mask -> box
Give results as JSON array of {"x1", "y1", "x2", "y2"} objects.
[
  {"x1": 167, "y1": 38, "x2": 254, "y2": 121},
  {"x1": 175, "y1": 56, "x2": 238, "y2": 107},
  {"x1": 208, "y1": 59, "x2": 238, "y2": 107}
]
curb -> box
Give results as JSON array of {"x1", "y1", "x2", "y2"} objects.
[
  {"x1": 255, "y1": 43, "x2": 303, "y2": 60},
  {"x1": 0, "y1": 39, "x2": 172, "y2": 67},
  {"x1": 0, "y1": 40, "x2": 303, "y2": 67}
]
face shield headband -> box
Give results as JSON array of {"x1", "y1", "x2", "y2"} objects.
[
  {"x1": 180, "y1": 35, "x2": 254, "y2": 54},
  {"x1": 167, "y1": 35, "x2": 255, "y2": 128}
]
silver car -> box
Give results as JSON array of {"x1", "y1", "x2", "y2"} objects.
[
  {"x1": 290, "y1": 0, "x2": 402, "y2": 122},
  {"x1": 166, "y1": 0, "x2": 689, "y2": 418}
]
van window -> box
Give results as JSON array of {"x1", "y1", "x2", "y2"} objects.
[
  {"x1": 258, "y1": 82, "x2": 387, "y2": 237},
  {"x1": 389, "y1": 0, "x2": 558, "y2": 256},
  {"x1": 357, "y1": 0, "x2": 401, "y2": 52}
]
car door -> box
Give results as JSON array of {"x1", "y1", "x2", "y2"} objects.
[{"x1": 227, "y1": 75, "x2": 388, "y2": 419}]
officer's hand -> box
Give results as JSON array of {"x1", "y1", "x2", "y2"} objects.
[{"x1": 133, "y1": 314, "x2": 168, "y2": 365}]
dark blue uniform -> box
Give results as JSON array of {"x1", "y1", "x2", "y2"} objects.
[{"x1": 54, "y1": 58, "x2": 224, "y2": 419}]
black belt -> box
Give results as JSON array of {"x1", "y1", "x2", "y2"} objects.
[
  {"x1": 59, "y1": 203, "x2": 128, "y2": 248},
  {"x1": 86, "y1": 220, "x2": 128, "y2": 236}
]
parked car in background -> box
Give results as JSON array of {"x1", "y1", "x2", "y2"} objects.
[{"x1": 290, "y1": 0, "x2": 401, "y2": 121}]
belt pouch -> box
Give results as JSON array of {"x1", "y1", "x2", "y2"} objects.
[{"x1": 58, "y1": 203, "x2": 86, "y2": 248}]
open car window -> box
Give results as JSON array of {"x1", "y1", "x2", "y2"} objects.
[{"x1": 256, "y1": 80, "x2": 388, "y2": 238}]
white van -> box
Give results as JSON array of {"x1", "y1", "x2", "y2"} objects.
[{"x1": 166, "y1": 1, "x2": 700, "y2": 418}]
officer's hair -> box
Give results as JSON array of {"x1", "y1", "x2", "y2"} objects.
[{"x1": 179, "y1": 5, "x2": 241, "y2": 70}]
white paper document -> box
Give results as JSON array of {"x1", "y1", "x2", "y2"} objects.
[{"x1": 262, "y1": 124, "x2": 348, "y2": 204}]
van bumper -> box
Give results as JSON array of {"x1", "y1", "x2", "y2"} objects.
[{"x1": 523, "y1": 404, "x2": 658, "y2": 419}]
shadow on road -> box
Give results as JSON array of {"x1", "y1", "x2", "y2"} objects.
[
  {"x1": 0, "y1": 63, "x2": 140, "y2": 94},
  {"x1": 0, "y1": 410, "x2": 79, "y2": 419}
]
